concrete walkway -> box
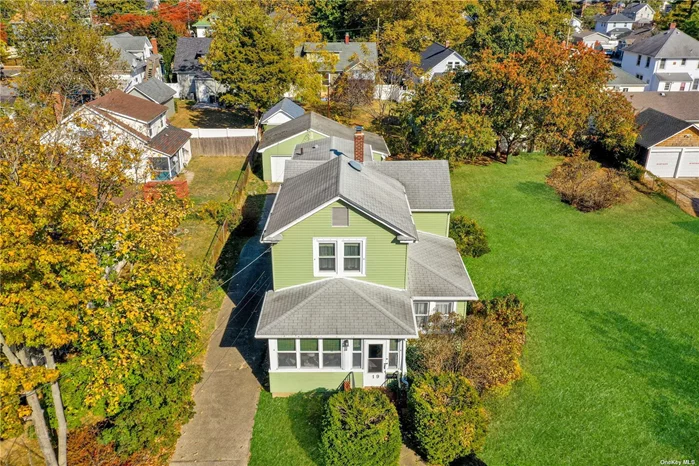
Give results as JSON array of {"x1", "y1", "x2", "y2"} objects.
[{"x1": 171, "y1": 195, "x2": 274, "y2": 466}]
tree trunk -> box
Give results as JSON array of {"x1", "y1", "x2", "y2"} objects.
[
  {"x1": 43, "y1": 349, "x2": 67, "y2": 466},
  {"x1": 15, "y1": 348, "x2": 59, "y2": 466}
]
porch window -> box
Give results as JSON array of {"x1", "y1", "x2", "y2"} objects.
[
  {"x1": 300, "y1": 339, "x2": 319, "y2": 368},
  {"x1": 277, "y1": 339, "x2": 297, "y2": 368},
  {"x1": 322, "y1": 339, "x2": 342, "y2": 367},
  {"x1": 414, "y1": 302, "x2": 430, "y2": 328},
  {"x1": 434, "y1": 302, "x2": 453, "y2": 314},
  {"x1": 352, "y1": 339, "x2": 362, "y2": 368},
  {"x1": 388, "y1": 340, "x2": 401, "y2": 369},
  {"x1": 318, "y1": 243, "x2": 336, "y2": 272}
]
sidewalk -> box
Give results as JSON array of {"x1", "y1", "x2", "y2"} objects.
[{"x1": 171, "y1": 195, "x2": 274, "y2": 466}]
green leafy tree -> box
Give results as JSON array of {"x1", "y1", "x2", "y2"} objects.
[
  {"x1": 148, "y1": 19, "x2": 179, "y2": 79},
  {"x1": 400, "y1": 76, "x2": 495, "y2": 163},
  {"x1": 449, "y1": 215, "x2": 490, "y2": 258},
  {"x1": 95, "y1": 0, "x2": 146, "y2": 18},
  {"x1": 309, "y1": 0, "x2": 351, "y2": 41}
]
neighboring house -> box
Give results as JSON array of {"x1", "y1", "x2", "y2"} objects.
[
  {"x1": 621, "y1": 27, "x2": 699, "y2": 91},
  {"x1": 608, "y1": 65, "x2": 647, "y2": 91},
  {"x1": 635, "y1": 108, "x2": 699, "y2": 177},
  {"x1": 104, "y1": 33, "x2": 162, "y2": 92},
  {"x1": 45, "y1": 90, "x2": 191, "y2": 181},
  {"x1": 570, "y1": 16, "x2": 583, "y2": 33},
  {"x1": 617, "y1": 26, "x2": 655, "y2": 54},
  {"x1": 621, "y1": 3, "x2": 655, "y2": 24},
  {"x1": 572, "y1": 30, "x2": 618, "y2": 54},
  {"x1": 594, "y1": 13, "x2": 633, "y2": 36},
  {"x1": 260, "y1": 98, "x2": 305, "y2": 129},
  {"x1": 192, "y1": 13, "x2": 217, "y2": 37},
  {"x1": 128, "y1": 78, "x2": 177, "y2": 118},
  {"x1": 417, "y1": 42, "x2": 467, "y2": 81},
  {"x1": 257, "y1": 112, "x2": 389, "y2": 182},
  {"x1": 295, "y1": 36, "x2": 378, "y2": 85},
  {"x1": 255, "y1": 146, "x2": 477, "y2": 395},
  {"x1": 624, "y1": 91, "x2": 699, "y2": 122},
  {"x1": 173, "y1": 37, "x2": 225, "y2": 103}
]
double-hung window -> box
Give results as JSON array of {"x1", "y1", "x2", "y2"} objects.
[
  {"x1": 277, "y1": 339, "x2": 297, "y2": 368},
  {"x1": 314, "y1": 238, "x2": 366, "y2": 277},
  {"x1": 413, "y1": 302, "x2": 430, "y2": 328},
  {"x1": 681, "y1": 58, "x2": 687, "y2": 66},
  {"x1": 413, "y1": 301, "x2": 457, "y2": 329},
  {"x1": 636, "y1": 55, "x2": 642, "y2": 66},
  {"x1": 693, "y1": 79, "x2": 699, "y2": 91},
  {"x1": 352, "y1": 340, "x2": 362, "y2": 368},
  {"x1": 645, "y1": 56, "x2": 651, "y2": 68},
  {"x1": 388, "y1": 340, "x2": 401, "y2": 369},
  {"x1": 660, "y1": 58, "x2": 666, "y2": 69},
  {"x1": 300, "y1": 339, "x2": 319, "y2": 368},
  {"x1": 322, "y1": 339, "x2": 342, "y2": 367}
]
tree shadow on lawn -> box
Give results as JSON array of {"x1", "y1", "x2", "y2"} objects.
[
  {"x1": 515, "y1": 181, "x2": 556, "y2": 199},
  {"x1": 583, "y1": 310, "x2": 699, "y2": 459},
  {"x1": 672, "y1": 220, "x2": 699, "y2": 236},
  {"x1": 188, "y1": 104, "x2": 255, "y2": 128},
  {"x1": 287, "y1": 390, "x2": 331, "y2": 466}
]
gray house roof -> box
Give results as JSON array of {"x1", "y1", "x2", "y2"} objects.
[
  {"x1": 258, "y1": 112, "x2": 390, "y2": 155},
  {"x1": 261, "y1": 98, "x2": 305, "y2": 124},
  {"x1": 296, "y1": 42, "x2": 378, "y2": 72},
  {"x1": 173, "y1": 37, "x2": 212, "y2": 77},
  {"x1": 364, "y1": 160, "x2": 454, "y2": 211},
  {"x1": 597, "y1": 13, "x2": 632, "y2": 22},
  {"x1": 419, "y1": 42, "x2": 466, "y2": 72},
  {"x1": 655, "y1": 72, "x2": 694, "y2": 82},
  {"x1": 624, "y1": 28, "x2": 699, "y2": 58},
  {"x1": 408, "y1": 232, "x2": 477, "y2": 299},
  {"x1": 636, "y1": 108, "x2": 693, "y2": 149},
  {"x1": 262, "y1": 155, "x2": 418, "y2": 241},
  {"x1": 608, "y1": 66, "x2": 646, "y2": 86},
  {"x1": 624, "y1": 91, "x2": 699, "y2": 122},
  {"x1": 131, "y1": 78, "x2": 176, "y2": 104},
  {"x1": 255, "y1": 278, "x2": 417, "y2": 338},
  {"x1": 623, "y1": 3, "x2": 652, "y2": 15},
  {"x1": 293, "y1": 136, "x2": 371, "y2": 161}
]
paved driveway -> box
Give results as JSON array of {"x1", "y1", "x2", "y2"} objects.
[
  {"x1": 171, "y1": 195, "x2": 274, "y2": 466},
  {"x1": 662, "y1": 177, "x2": 699, "y2": 216}
]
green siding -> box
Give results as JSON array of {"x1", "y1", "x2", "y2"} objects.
[
  {"x1": 413, "y1": 212, "x2": 450, "y2": 236},
  {"x1": 456, "y1": 301, "x2": 468, "y2": 316},
  {"x1": 269, "y1": 371, "x2": 363, "y2": 393},
  {"x1": 272, "y1": 201, "x2": 408, "y2": 290},
  {"x1": 260, "y1": 130, "x2": 326, "y2": 181}
]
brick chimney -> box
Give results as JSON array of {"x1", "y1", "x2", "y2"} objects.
[
  {"x1": 354, "y1": 126, "x2": 364, "y2": 163},
  {"x1": 345, "y1": 32, "x2": 350, "y2": 44},
  {"x1": 150, "y1": 38, "x2": 158, "y2": 54}
]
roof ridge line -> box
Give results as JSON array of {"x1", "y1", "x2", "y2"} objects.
[
  {"x1": 256, "y1": 280, "x2": 333, "y2": 334},
  {"x1": 409, "y1": 247, "x2": 471, "y2": 293},
  {"x1": 342, "y1": 280, "x2": 415, "y2": 334}
]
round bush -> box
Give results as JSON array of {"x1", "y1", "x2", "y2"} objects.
[
  {"x1": 321, "y1": 388, "x2": 402, "y2": 466},
  {"x1": 409, "y1": 373, "x2": 488, "y2": 465},
  {"x1": 449, "y1": 215, "x2": 490, "y2": 258}
]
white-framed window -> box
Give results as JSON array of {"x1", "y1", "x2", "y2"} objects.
[
  {"x1": 352, "y1": 339, "x2": 363, "y2": 368},
  {"x1": 277, "y1": 339, "x2": 297, "y2": 368},
  {"x1": 681, "y1": 58, "x2": 687, "y2": 66},
  {"x1": 680, "y1": 82, "x2": 687, "y2": 91},
  {"x1": 300, "y1": 339, "x2": 320, "y2": 368},
  {"x1": 660, "y1": 58, "x2": 666, "y2": 69},
  {"x1": 388, "y1": 340, "x2": 401, "y2": 369},
  {"x1": 664, "y1": 82, "x2": 671, "y2": 91},
  {"x1": 693, "y1": 79, "x2": 699, "y2": 91},
  {"x1": 313, "y1": 238, "x2": 366, "y2": 277},
  {"x1": 322, "y1": 339, "x2": 342, "y2": 367},
  {"x1": 645, "y1": 56, "x2": 651, "y2": 68},
  {"x1": 636, "y1": 55, "x2": 642, "y2": 66},
  {"x1": 413, "y1": 301, "x2": 457, "y2": 329}
]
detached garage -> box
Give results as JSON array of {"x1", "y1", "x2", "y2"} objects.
[{"x1": 636, "y1": 108, "x2": 699, "y2": 178}]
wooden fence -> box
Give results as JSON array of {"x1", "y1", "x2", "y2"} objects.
[{"x1": 190, "y1": 137, "x2": 257, "y2": 157}]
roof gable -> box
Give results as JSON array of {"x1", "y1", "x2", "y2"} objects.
[
  {"x1": 131, "y1": 79, "x2": 176, "y2": 104},
  {"x1": 420, "y1": 42, "x2": 466, "y2": 72},
  {"x1": 261, "y1": 98, "x2": 305, "y2": 124},
  {"x1": 636, "y1": 108, "x2": 693, "y2": 148}
]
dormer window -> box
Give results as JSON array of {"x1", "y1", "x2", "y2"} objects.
[{"x1": 314, "y1": 238, "x2": 365, "y2": 277}]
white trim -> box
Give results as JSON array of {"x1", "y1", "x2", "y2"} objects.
[
  {"x1": 258, "y1": 129, "x2": 330, "y2": 153},
  {"x1": 313, "y1": 237, "x2": 367, "y2": 277},
  {"x1": 412, "y1": 296, "x2": 479, "y2": 301},
  {"x1": 270, "y1": 276, "x2": 406, "y2": 294},
  {"x1": 260, "y1": 109, "x2": 295, "y2": 125},
  {"x1": 411, "y1": 209, "x2": 455, "y2": 212},
  {"x1": 258, "y1": 333, "x2": 418, "y2": 339}
]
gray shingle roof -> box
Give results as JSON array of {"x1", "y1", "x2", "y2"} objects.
[
  {"x1": 255, "y1": 278, "x2": 417, "y2": 338},
  {"x1": 655, "y1": 71, "x2": 694, "y2": 81},
  {"x1": 636, "y1": 108, "x2": 693, "y2": 148},
  {"x1": 296, "y1": 42, "x2": 378, "y2": 72},
  {"x1": 624, "y1": 91, "x2": 699, "y2": 122},
  {"x1": 293, "y1": 136, "x2": 371, "y2": 161},
  {"x1": 573, "y1": 30, "x2": 610, "y2": 40},
  {"x1": 624, "y1": 28, "x2": 699, "y2": 58},
  {"x1": 263, "y1": 155, "x2": 417, "y2": 241},
  {"x1": 408, "y1": 232, "x2": 477, "y2": 299},
  {"x1": 173, "y1": 37, "x2": 212, "y2": 77},
  {"x1": 608, "y1": 66, "x2": 646, "y2": 86},
  {"x1": 284, "y1": 160, "x2": 325, "y2": 179},
  {"x1": 364, "y1": 160, "x2": 454, "y2": 211},
  {"x1": 258, "y1": 112, "x2": 389, "y2": 155},
  {"x1": 623, "y1": 3, "x2": 651, "y2": 14},
  {"x1": 131, "y1": 78, "x2": 176, "y2": 104},
  {"x1": 419, "y1": 42, "x2": 466, "y2": 72},
  {"x1": 106, "y1": 32, "x2": 150, "y2": 52},
  {"x1": 597, "y1": 13, "x2": 633, "y2": 22},
  {"x1": 261, "y1": 98, "x2": 305, "y2": 124},
  {"x1": 148, "y1": 125, "x2": 191, "y2": 156}
]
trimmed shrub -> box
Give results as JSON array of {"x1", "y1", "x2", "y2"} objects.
[
  {"x1": 409, "y1": 373, "x2": 488, "y2": 465},
  {"x1": 622, "y1": 159, "x2": 646, "y2": 182},
  {"x1": 547, "y1": 156, "x2": 631, "y2": 212},
  {"x1": 408, "y1": 295, "x2": 527, "y2": 392},
  {"x1": 449, "y1": 215, "x2": 490, "y2": 258},
  {"x1": 321, "y1": 388, "x2": 402, "y2": 466}
]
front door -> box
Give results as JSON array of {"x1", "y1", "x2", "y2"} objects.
[{"x1": 364, "y1": 340, "x2": 386, "y2": 387}]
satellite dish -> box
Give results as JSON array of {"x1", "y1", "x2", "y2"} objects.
[{"x1": 349, "y1": 160, "x2": 362, "y2": 171}]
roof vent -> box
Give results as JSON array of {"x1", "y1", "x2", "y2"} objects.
[{"x1": 348, "y1": 160, "x2": 362, "y2": 172}]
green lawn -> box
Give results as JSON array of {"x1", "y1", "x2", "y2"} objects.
[
  {"x1": 249, "y1": 154, "x2": 699, "y2": 465},
  {"x1": 453, "y1": 154, "x2": 699, "y2": 465},
  {"x1": 170, "y1": 99, "x2": 254, "y2": 128}
]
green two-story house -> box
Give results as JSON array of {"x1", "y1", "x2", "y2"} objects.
[{"x1": 255, "y1": 137, "x2": 477, "y2": 396}]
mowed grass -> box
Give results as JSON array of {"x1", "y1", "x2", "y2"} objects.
[{"x1": 452, "y1": 154, "x2": 699, "y2": 465}]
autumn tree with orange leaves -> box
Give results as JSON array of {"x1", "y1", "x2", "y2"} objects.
[{"x1": 459, "y1": 34, "x2": 637, "y2": 158}]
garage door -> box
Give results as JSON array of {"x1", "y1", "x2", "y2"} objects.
[
  {"x1": 646, "y1": 148, "x2": 681, "y2": 178},
  {"x1": 270, "y1": 156, "x2": 292, "y2": 182},
  {"x1": 677, "y1": 149, "x2": 699, "y2": 177}
]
